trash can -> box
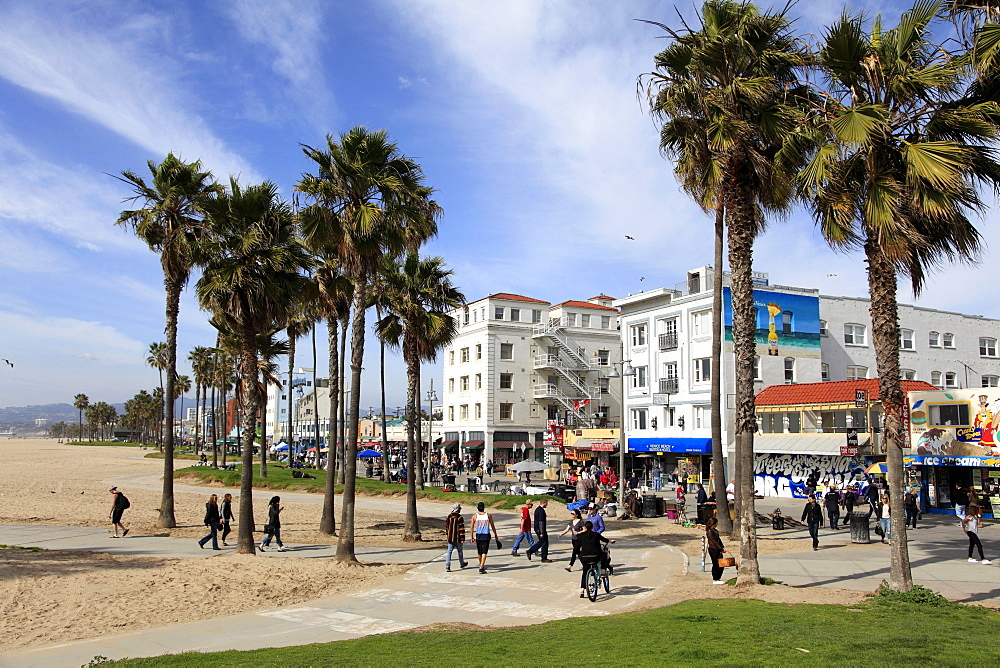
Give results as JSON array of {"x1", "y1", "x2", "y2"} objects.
[
  {"x1": 467, "y1": 477, "x2": 479, "y2": 494},
  {"x1": 696, "y1": 503, "x2": 716, "y2": 524},
  {"x1": 656, "y1": 496, "x2": 665, "y2": 517},
  {"x1": 642, "y1": 496, "x2": 657, "y2": 518},
  {"x1": 850, "y1": 510, "x2": 870, "y2": 544},
  {"x1": 772, "y1": 514, "x2": 785, "y2": 530}
]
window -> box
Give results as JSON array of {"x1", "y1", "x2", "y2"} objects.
[
  {"x1": 929, "y1": 331, "x2": 940, "y2": 347},
  {"x1": 663, "y1": 362, "x2": 678, "y2": 379},
  {"x1": 901, "y1": 369, "x2": 916, "y2": 380},
  {"x1": 694, "y1": 358, "x2": 711, "y2": 382},
  {"x1": 819, "y1": 320, "x2": 828, "y2": 336},
  {"x1": 463, "y1": 307, "x2": 469, "y2": 326},
  {"x1": 844, "y1": 324, "x2": 866, "y2": 346},
  {"x1": 581, "y1": 314, "x2": 591, "y2": 328},
  {"x1": 509, "y1": 308, "x2": 520, "y2": 322},
  {"x1": 691, "y1": 310, "x2": 712, "y2": 336},
  {"x1": 448, "y1": 378, "x2": 455, "y2": 393},
  {"x1": 983, "y1": 375, "x2": 999, "y2": 387},
  {"x1": 601, "y1": 315, "x2": 610, "y2": 329},
  {"x1": 475, "y1": 373, "x2": 482, "y2": 390},
  {"x1": 846, "y1": 365, "x2": 867, "y2": 380},
  {"x1": 631, "y1": 324, "x2": 647, "y2": 347},
  {"x1": 781, "y1": 311, "x2": 793, "y2": 334},
  {"x1": 448, "y1": 406, "x2": 454, "y2": 421},
  {"x1": 500, "y1": 343, "x2": 513, "y2": 360},
  {"x1": 499, "y1": 373, "x2": 513, "y2": 389},
  {"x1": 449, "y1": 350, "x2": 455, "y2": 365},
  {"x1": 821, "y1": 363, "x2": 829, "y2": 381},
  {"x1": 475, "y1": 344, "x2": 482, "y2": 360},
  {"x1": 631, "y1": 408, "x2": 648, "y2": 430},
  {"x1": 899, "y1": 329, "x2": 914, "y2": 350},
  {"x1": 532, "y1": 309, "x2": 542, "y2": 323},
  {"x1": 499, "y1": 403, "x2": 513, "y2": 420},
  {"x1": 753, "y1": 356, "x2": 761, "y2": 381},
  {"x1": 495, "y1": 306, "x2": 504, "y2": 320},
  {"x1": 598, "y1": 377, "x2": 610, "y2": 394},
  {"x1": 460, "y1": 347, "x2": 470, "y2": 363},
  {"x1": 631, "y1": 366, "x2": 648, "y2": 389},
  {"x1": 931, "y1": 370, "x2": 943, "y2": 387},
  {"x1": 458, "y1": 376, "x2": 468, "y2": 392},
  {"x1": 460, "y1": 404, "x2": 469, "y2": 420},
  {"x1": 596, "y1": 350, "x2": 610, "y2": 366},
  {"x1": 943, "y1": 332, "x2": 955, "y2": 348},
  {"x1": 695, "y1": 405, "x2": 711, "y2": 430},
  {"x1": 980, "y1": 337, "x2": 997, "y2": 357},
  {"x1": 929, "y1": 403, "x2": 970, "y2": 426},
  {"x1": 566, "y1": 313, "x2": 576, "y2": 326},
  {"x1": 945, "y1": 371, "x2": 958, "y2": 388},
  {"x1": 784, "y1": 357, "x2": 795, "y2": 383},
  {"x1": 475, "y1": 403, "x2": 482, "y2": 419}
]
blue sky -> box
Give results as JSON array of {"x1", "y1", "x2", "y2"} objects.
[{"x1": 1, "y1": 0, "x2": 995, "y2": 410}]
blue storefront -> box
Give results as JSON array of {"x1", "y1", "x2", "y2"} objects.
[{"x1": 627, "y1": 437, "x2": 714, "y2": 487}]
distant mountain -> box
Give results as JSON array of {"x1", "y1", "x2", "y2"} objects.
[{"x1": 0, "y1": 402, "x2": 125, "y2": 429}]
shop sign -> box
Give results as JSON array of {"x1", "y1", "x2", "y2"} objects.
[
  {"x1": 855, "y1": 390, "x2": 867, "y2": 408},
  {"x1": 989, "y1": 470, "x2": 1000, "y2": 478},
  {"x1": 957, "y1": 427, "x2": 983, "y2": 442},
  {"x1": 840, "y1": 445, "x2": 859, "y2": 456},
  {"x1": 904, "y1": 454, "x2": 1000, "y2": 468},
  {"x1": 563, "y1": 448, "x2": 576, "y2": 459},
  {"x1": 591, "y1": 441, "x2": 615, "y2": 452}
]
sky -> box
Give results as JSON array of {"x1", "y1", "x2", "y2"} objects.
[{"x1": 1, "y1": 0, "x2": 996, "y2": 412}]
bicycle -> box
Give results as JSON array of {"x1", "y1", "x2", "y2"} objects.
[{"x1": 583, "y1": 542, "x2": 614, "y2": 601}]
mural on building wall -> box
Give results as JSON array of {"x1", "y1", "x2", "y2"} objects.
[
  {"x1": 723, "y1": 288, "x2": 821, "y2": 359},
  {"x1": 754, "y1": 453, "x2": 872, "y2": 498},
  {"x1": 908, "y1": 390, "x2": 1000, "y2": 457}
]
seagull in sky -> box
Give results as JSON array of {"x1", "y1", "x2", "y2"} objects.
[
  {"x1": 1, "y1": 359, "x2": 12, "y2": 368},
  {"x1": 625, "y1": 235, "x2": 634, "y2": 240}
]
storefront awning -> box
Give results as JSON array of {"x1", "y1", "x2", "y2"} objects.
[
  {"x1": 439, "y1": 440, "x2": 458, "y2": 449},
  {"x1": 572, "y1": 438, "x2": 618, "y2": 452},
  {"x1": 463, "y1": 440, "x2": 485, "y2": 450},
  {"x1": 753, "y1": 435, "x2": 866, "y2": 456},
  {"x1": 627, "y1": 437, "x2": 712, "y2": 454},
  {"x1": 492, "y1": 441, "x2": 537, "y2": 450}
]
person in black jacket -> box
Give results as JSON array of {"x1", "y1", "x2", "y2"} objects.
[
  {"x1": 706, "y1": 517, "x2": 728, "y2": 584},
  {"x1": 220, "y1": 493, "x2": 235, "y2": 546},
  {"x1": 526, "y1": 499, "x2": 552, "y2": 562},
  {"x1": 575, "y1": 520, "x2": 613, "y2": 598},
  {"x1": 259, "y1": 495, "x2": 285, "y2": 552},
  {"x1": 801, "y1": 496, "x2": 824, "y2": 550},
  {"x1": 197, "y1": 494, "x2": 222, "y2": 550}
]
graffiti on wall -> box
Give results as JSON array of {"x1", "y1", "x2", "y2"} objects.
[{"x1": 753, "y1": 453, "x2": 872, "y2": 498}]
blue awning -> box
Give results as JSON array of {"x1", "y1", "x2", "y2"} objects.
[{"x1": 627, "y1": 437, "x2": 713, "y2": 454}]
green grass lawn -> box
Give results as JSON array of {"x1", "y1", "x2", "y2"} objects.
[
  {"x1": 144, "y1": 452, "x2": 204, "y2": 461},
  {"x1": 173, "y1": 464, "x2": 562, "y2": 511},
  {"x1": 68, "y1": 441, "x2": 143, "y2": 447},
  {"x1": 103, "y1": 597, "x2": 1000, "y2": 666}
]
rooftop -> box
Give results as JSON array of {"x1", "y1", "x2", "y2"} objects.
[
  {"x1": 552, "y1": 300, "x2": 618, "y2": 312},
  {"x1": 756, "y1": 379, "x2": 938, "y2": 406},
  {"x1": 484, "y1": 292, "x2": 549, "y2": 305}
]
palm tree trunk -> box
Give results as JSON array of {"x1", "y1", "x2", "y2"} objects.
[
  {"x1": 320, "y1": 317, "x2": 339, "y2": 535},
  {"x1": 159, "y1": 279, "x2": 181, "y2": 529},
  {"x1": 403, "y1": 336, "x2": 422, "y2": 541},
  {"x1": 725, "y1": 172, "x2": 760, "y2": 584},
  {"x1": 237, "y1": 326, "x2": 258, "y2": 555},
  {"x1": 378, "y1": 306, "x2": 394, "y2": 486},
  {"x1": 414, "y1": 366, "x2": 425, "y2": 490},
  {"x1": 711, "y1": 205, "x2": 733, "y2": 534},
  {"x1": 337, "y1": 282, "x2": 367, "y2": 562},
  {"x1": 338, "y1": 312, "x2": 349, "y2": 485},
  {"x1": 193, "y1": 382, "x2": 200, "y2": 454},
  {"x1": 287, "y1": 332, "x2": 296, "y2": 466},
  {"x1": 312, "y1": 336, "x2": 320, "y2": 473},
  {"x1": 211, "y1": 382, "x2": 218, "y2": 467},
  {"x1": 221, "y1": 378, "x2": 228, "y2": 468},
  {"x1": 867, "y1": 242, "x2": 912, "y2": 591}
]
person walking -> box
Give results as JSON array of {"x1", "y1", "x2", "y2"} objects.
[
  {"x1": 705, "y1": 517, "x2": 728, "y2": 584},
  {"x1": 842, "y1": 485, "x2": 856, "y2": 518},
  {"x1": 954, "y1": 484, "x2": 970, "y2": 521},
  {"x1": 259, "y1": 495, "x2": 285, "y2": 552},
  {"x1": 526, "y1": 499, "x2": 551, "y2": 562},
  {"x1": 587, "y1": 504, "x2": 606, "y2": 535},
  {"x1": 696, "y1": 484, "x2": 708, "y2": 505},
  {"x1": 470, "y1": 502, "x2": 500, "y2": 574},
  {"x1": 962, "y1": 508, "x2": 992, "y2": 564},
  {"x1": 801, "y1": 496, "x2": 823, "y2": 551},
  {"x1": 197, "y1": 494, "x2": 223, "y2": 550},
  {"x1": 220, "y1": 493, "x2": 235, "y2": 546},
  {"x1": 824, "y1": 485, "x2": 842, "y2": 530},
  {"x1": 652, "y1": 465, "x2": 662, "y2": 492},
  {"x1": 865, "y1": 480, "x2": 881, "y2": 519},
  {"x1": 904, "y1": 487, "x2": 919, "y2": 530},
  {"x1": 444, "y1": 503, "x2": 469, "y2": 572},
  {"x1": 559, "y1": 509, "x2": 585, "y2": 571},
  {"x1": 107, "y1": 486, "x2": 130, "y2": 538},
  {"x1": 878, "y1": 492, "x2": 892, "y2": 545},
  {"x1": 512, "y1": 500, "x2": 536, "y2": 556},
  {"x1": 575, "y1": 520, "x2": 613, "y2": 598}
]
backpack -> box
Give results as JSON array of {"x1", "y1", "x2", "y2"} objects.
[
  {"x1": 120, "y1": 494, "x2": 131, "y2": 509},
  {"x1": 904, "y1": 492, "x2": 917, "y2": 509}
]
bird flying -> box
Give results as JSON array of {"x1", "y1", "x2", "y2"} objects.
[
  {"x1": 1, "y1": 359, "x2": 12, "y2": 368},
  {"x1": 625, "y1": 235, "x2": 634, "y2": 240}
]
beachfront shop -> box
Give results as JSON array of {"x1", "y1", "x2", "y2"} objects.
[
  {"x1": 626, "y1": 437, "x2": 712, "y2": 486},
  {"x1": 903, "y1": 455, "x2": 999, "y2": 518},
  {"x1": 563, "y1": 428, "x2": 619, "y2": 468}
]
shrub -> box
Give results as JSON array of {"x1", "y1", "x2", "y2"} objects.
[{"x1": 874, "y1": 581, "x2": 953, "y2": 607}]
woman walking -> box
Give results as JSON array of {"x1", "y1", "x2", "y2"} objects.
[
  {"x1": 259, "y1": 495, "x2": 285, "y2": 552},
  {"x1": 469, "y1": 502, "x2": 500, "y2": 574},
  {"x1": 962, "y1": 508, "x2": 992, "y2": 564},
  {"x1": 879, "y1": 492, "x2": 892, "y2": 545},
  {"x1": 705, "y1": 517, "x2": 728, "y2": 584},
  {"x1": 801, "y1": 495, "x2": 823, "y2": 551},
  {"x1": 220, "y1": 493, "x2": 235, "y2": 546},
  {"x1": 559, "y1": 509, "x2": 585, "y2": 571},
  {"x1": 197, "y1": 494, "x2": 222, "y2": 550}
]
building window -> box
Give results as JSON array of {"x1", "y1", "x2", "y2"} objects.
[
  {"x1": 598, "y1": 377, "x2": 609, "y2": 394},
  {"x1": 691, "y1": 310, "x2": 711, "y2": 336},
  {"x1": 449, "y1": 350, "x2": 455, "y2": 365},
  {"x1": 943, "y1": 332, "x2": 955, "y2": 348},
  {"x1": 463, "y1": 306, "x2": 469, "y2": 326},
  {"x1": 448, "y1": 378, "x2": 455, "y2": 393},
  {"x1": 983, "y1": 375, "x2": 999, "y2": 387},
  {"x1": 500, "y1": 343, "x2": 513, "y2": 360},
  {"x1": 499, "y1": 403, "x2": 513, "y2": 420},
  {"x1": 566, "y1": 313, "x2": 576, "y2": 326},
  {"x1": 945, "y1": 371, "x2": 958, "y2": 388},
  {"x1": 581, "y1": 314, "x2": 591, "y2": 328},
  {"x1": 448, "y1": 406, "x2": 454, "y2": 421},
  {"x1": 631, "y1": 324, "x2": 647, "y2": 347},
  {"x1": 980, "y1": 337, "x2": 997, "y2": 357},
  {"x1": 601, "y1": 315, "x2": 610, "y2": 329},
  {"x1": 460, "y1": 376, "x2": 469, "y2": 391},
  {"x1": 695, "y1": 405, "x2": 711, "y2": 430},
  {"x1": 929, "y1": 403, "x2": 970, "y2": 426},
  {"x1": 631, "y1": 408, "x2": 648, "y2": 430},
  {"x1": 694, "y1": 358, "x2": 711, "y2": 382},
  {"x1": 846, "y1": 365, "x2": 867, "y2": 380},
  {"x1": 929, "y1": 331, "x2": 940, "y2": 347},
  {"x1": 844, "y1": 324, "x2": 866, "y2": 346},
  {"x1": 460, "y1": 404, "x2": 469, "y2": 420},
  {"x1": 476, "y1": 344, "x2": 482, "y2": 360},
  {"x1": 596, "y1": 350, "x2": 610, "y2": 366},
  {"x1": 495, "y1": 306, "x2": 504, "y2": 320},
  {"x1": 475, "y1": 373, "x2": 482, "y2": 390},
  {"x1": 509, "y1": 308, "x2": 520, "y2": 322},
  {"x1": 664, "y1": 362, "x2": 678, "y2": 380},
  {"x1": 821, "y1": 363, "x2": 829, "y2": 381},
  {"x1": 499, "y1": 373, "x2": 513, "y2": 389},
  {"x1": 753, "y1": 356, "x2": 761, "y2": 381},
  {"x1": 460, "y1": 347, "x2": 470, "y2": 363},
  {"x1": 532, "y1": 309, "x2": 542, "y2": 323},
  {"x1": 819, "y1": 320, "x2": 828, "y2": 336},
  {"x1": 475, "y1": 403, "x2": 482, "y2": 419},
  {"x1": 632, "y1": 366, "x2": 648, "y2": 389},
  {"x1": 899, "y1": 329, "x2": 914, "y2": 350},
  {"x1": 781, "y1": 311, "x2": 793, "y2": 334},
  {"x1": 931, "y1": 370, "x2": 943, "y2": 387},
  {"x1": 901, "y1": 369, "x2": 916, "y2": 380},
  {"x1": 784, "y1": 357, "x2": 795, "y2": 383}
]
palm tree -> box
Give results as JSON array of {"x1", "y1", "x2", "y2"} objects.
[
  {"x1": 297, "y1": 127, "x2": 438, "y2": 561},
  {"x1": 801, "y1": 1, "x2": 1000, "y2": 591},
  {"x1": 117, "y1": 154, "x2": 220, "y2": 528},
  {"x1": 175, "y1": 374, "x2": 191, "y2": 443},
  {"x1": 189, "y1": 346, "x2": 212, "y2": 452},
  {"x1": 73, "y1": 394, "x2": 89, "y2": 443},
  {"x1": 375, "y1": 252, "x2": 464, "y2": 541},
  {"x1": 145, "y1": 341, "x2": 168, "y2": 449},
  {"x1": 197, "y1": 178, "x2": 311, "y2": 554},
  {"x1": 644, "y1": 0, "x2": 810, "y2": 583}
]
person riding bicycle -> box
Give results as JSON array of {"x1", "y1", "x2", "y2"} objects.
[{"x1": 574, "y1": 520, "x2": 614, "y2": 598}]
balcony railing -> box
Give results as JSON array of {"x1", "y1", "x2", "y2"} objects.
[
  {"x1": 658, "y1": 333, "x2": 678, "y2": 351},
  {"x1": 659, "y1": 377, "x2": 679, "y2": 394}
]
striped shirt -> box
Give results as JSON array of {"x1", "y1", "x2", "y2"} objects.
[{"x1": 473, "y1": 512, "x2": 492, "y2": 536}]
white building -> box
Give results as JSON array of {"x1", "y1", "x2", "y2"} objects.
[
  {"x1": 264, "y1": 368, "x2": 324, "y2": 443},
  {"x1": 440, "y1": 293, "x2": 623, "y2": 467}
]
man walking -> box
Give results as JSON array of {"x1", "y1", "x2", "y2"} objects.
[
  {"x1": 512, "y1": 500, "x2": 535, "y2": 556},
  {"x1": 652, "y1": 465, "x2": 662, "y2": 491},
  {"x1": 824, "y1": 485, "x2": 841, "y2": 529},
  {"x1": 904, "y1": 487, "x2": 919, "y2": 530},
  {"x1": 108, "y1": 486, "x2": 130, "y2": 538},
  {"x1": 445, "y1": 503, "x2": 469, "y2": 572},
  {"x1": 526, "y1": 499, "x2": 552, "y2": 562}
]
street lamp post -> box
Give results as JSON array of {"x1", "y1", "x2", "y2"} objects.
[
  {"x1": 425, "y1": 379, "x2": 438, "y2": 484},
  {"x1": 608, "y1": 360, "x2": 635, "y2": 508}
]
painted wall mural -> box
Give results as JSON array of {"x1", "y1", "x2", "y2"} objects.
[
  {"x1": 753, "y1": 453, "x2": 872, "y2": 498},
  {"x1": 908, "y1": 389, "x2": 1000, "y2": 458},
  {"x1": 722, "y1": 288, "x2": 822, "y2": 359}
]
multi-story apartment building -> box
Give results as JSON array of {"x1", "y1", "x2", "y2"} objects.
[
  {"x1": 263, "y1": 368, "x2": 324, "y2": 444},
  {"x1": 440, "y1": 293, "x2": 623, "y2": 467},
  {"x1": 615, "y1": 265, "x2": 1000, "y2": 492}
]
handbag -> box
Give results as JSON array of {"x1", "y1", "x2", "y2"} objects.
[
  {"x1": 262, "y1": 523, "x2": 274, "y2": 534},
  {"x1": 495, "y1": 539, "x2": 502, "y2": 549},
  {"x1": 874, "y1": 523, "x2": 884, "y2": 537},
  {"x1": 717, "y1": 555, "x2": 737, "y2": 567}
]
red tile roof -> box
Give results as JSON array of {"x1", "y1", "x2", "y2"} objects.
[
  {"x1": 487, "y1": 292, "x2": 549, "y2": 304},
  {"x1": 755, "y1": 379, "x2": 938, "y2": 406},
  {"x1": 552, "y1": 300, "x2": 618, "y2": 312},
  {"x1": 590, "y1": 294, "x2": 616, "y2": 301}
]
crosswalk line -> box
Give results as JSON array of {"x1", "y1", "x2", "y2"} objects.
[
  {"x1": 354, "y1": 588, "x2": 609, "y2": 619},
  {"x1": 259, "y1": 607, "x2": 418, "y2": 635}
]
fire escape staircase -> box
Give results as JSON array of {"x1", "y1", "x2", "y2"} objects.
[{"x1": 532, "y1": 320, "x2": 598, "y2": 426}]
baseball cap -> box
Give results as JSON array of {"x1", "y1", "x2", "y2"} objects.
[
  {"x1": 452, "y1": 503, "x2": 462, "y2": 511},
  {"x1": 108, "y1": 486, "x2": 117, "y2": 491}
]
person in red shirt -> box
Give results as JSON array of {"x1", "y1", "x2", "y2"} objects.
[{"x1": 511, "y1": 500, "x2": 536, "y2": 556}]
